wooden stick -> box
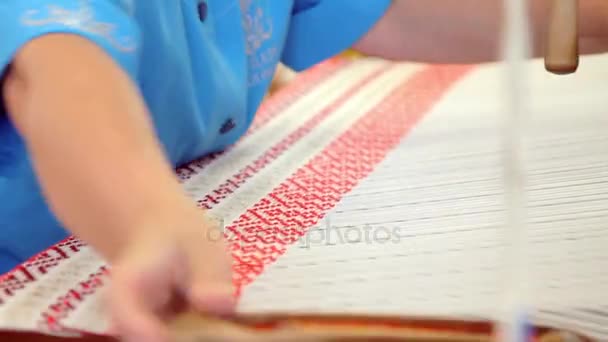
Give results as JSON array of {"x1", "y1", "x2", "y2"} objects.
[
  {"x1": 545, "y1": 0, "x2": 579, "y2": 74},
  {"x1": 0, "y1": 314, "x2": 593, "y2": 341}
]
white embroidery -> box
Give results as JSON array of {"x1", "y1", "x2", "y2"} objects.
[
  {"x1": 20, "y1": 0, "x2": 137, "y2": 52},
  {"x1": 240, "y1": 0, "x2": 273, "y2": 55}
]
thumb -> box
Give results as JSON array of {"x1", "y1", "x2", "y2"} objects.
[
  {"x1": 186, "y1": 242, "x2": 236, "y2": 316},
  {"x1": 188, "y1": 280, "x2": 236, "y2": 316}
]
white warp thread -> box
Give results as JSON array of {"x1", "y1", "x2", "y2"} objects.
[{"x1": 500, "y1": 0, "x2": 532, "y2": 340}]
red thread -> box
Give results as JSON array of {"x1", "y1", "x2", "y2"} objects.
[
  {"x1": 3, "y1": 63, "x2": 473, "y2": 335},
  {"x1": 176, "y1": 58, "x2": 349, "y2": 181},
  {"x1": 0, "y1": 237, "x2": 84, "y2": 302},
  {"x1": 225, "y1": 65, "x2": 473, "y2": 291},
  {"x1": 38, "y1": 267, "x2": 109, "y2": 330},
  {"x1": 197, "y1": 64, "x2": 391, "y2": 209},
  {"x1": 0, "y1": 59, "x2": 346, "y2": 304},
  {"x1": 36, "y1": 59, "x2": 376, "y2": 332}
]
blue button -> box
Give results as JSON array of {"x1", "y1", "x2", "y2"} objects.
[
  {"x1": 220, "y1": 118, "x2": 236, "y2": 134},
  {"x1": 197, "y1": 1, "x2": 208, "y2": 21}
]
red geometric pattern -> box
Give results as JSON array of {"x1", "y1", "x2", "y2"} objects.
[
  {"x1": 0, "y1": 237, "x2": 86, "y2": 304},
  {"x1": 197, "y1": 64, "x2": 391, "y2": 209},
  {"x1": 0, "y1": 58, "x2": 347, "y2": 305},
  {"x1": 39, "y1": 267, "x2": 109, "y2": 333},
  {"x1": 175, "y1": 58, "x2": 349, "y2": 182},
  {"x1": 0, "y1": 62, "x2": 474, "y2": 336},
  {"x1": 35, "y1": 60, "x2": 380, "y2": 331},
  {"x1": 225, "y1": 65, "x2": 474, "y2": 292}
]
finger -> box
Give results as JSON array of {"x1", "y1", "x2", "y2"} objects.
[
  {"x1": 188, "y1": 282, "x2": 237, "y2": 316},
  {"x1": 109, "y1": 253, "x2": 179, "y2": 342},
  {"x1": 187, "y1": 251, "x2": 236, "y2": 316},
  {"x1": 186, "y1": 230, "x2": 236, "y2": 316},
  {"x1": 109, "y1": 273, "x2": 170, "y2": 342}
]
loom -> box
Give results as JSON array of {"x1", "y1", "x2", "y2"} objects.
[{"x1": 0, "y1": 1, "x2": 591, "y2": 341}]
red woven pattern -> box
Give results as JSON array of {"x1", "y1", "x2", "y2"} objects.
[
  {"x1": 35, "y1": 63, "x2": 387, "y2": 331},
  {"x1": 176, "y1": 59, "x2": 349, "y2": 181},
  {"x1": 197, "y1": 65, "x2": 391, "y2": 209},
  {"x1": 0, "y1": 59, "x2": 347, "y2": 303},
  {"x1": 0, "y1": 237, "x2": 85, "y2": 304},
  {"x1": 0, "y1": 63, "x2": 474, "y2": 335},
  {"x1": 226, "y1": 65, "x2": 473, "y2": 292},
  {"x1": 40, "y1": 267, "x2": 109, "y2": 332}
]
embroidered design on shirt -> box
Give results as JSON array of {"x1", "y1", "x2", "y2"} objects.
[
  {"x1": 240, "y1": 0, "x2": 273, "y2": 56},
  {"x1": 20, "y1": 0, "x2": 137, "y2": 52},
  {"x1": 240, "y1": 0, "x2": 280, "y2": 87}
]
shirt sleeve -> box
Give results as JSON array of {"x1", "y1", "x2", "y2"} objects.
[
  {"x1": 281, "y1": 0, "x2": 392, "y2": 71},
  {"x1": 0, "y1": 0, "x2": 140, "y2": 81}
]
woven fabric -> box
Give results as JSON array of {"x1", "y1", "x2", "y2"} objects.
[{"x1": 1, "y1": 56, "x2": 607, "y2": 339}]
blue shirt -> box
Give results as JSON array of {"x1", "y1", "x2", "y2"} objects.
[{"x1": 0, "y1": 0, "x2": 391, "y2": 273}]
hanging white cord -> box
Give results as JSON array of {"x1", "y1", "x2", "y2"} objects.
[{"x1": 498, "y1": 0, "x2": 531, "y2": 341}]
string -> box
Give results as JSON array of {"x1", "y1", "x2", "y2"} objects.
[{"x1": 498, "y1": 0, "x2": 532, "y2": 340}]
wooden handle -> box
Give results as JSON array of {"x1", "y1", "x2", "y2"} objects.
[{"x1": 545, "y1": 0, "x2": 579, "y2": 74}]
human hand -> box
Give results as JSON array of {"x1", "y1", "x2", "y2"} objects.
[
  {"x1": 4, "y1": 33, "x2": 236, "y2": 342},
  {"x1": 106, "y1": 209, "x2": 235, "y2": 342}
]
